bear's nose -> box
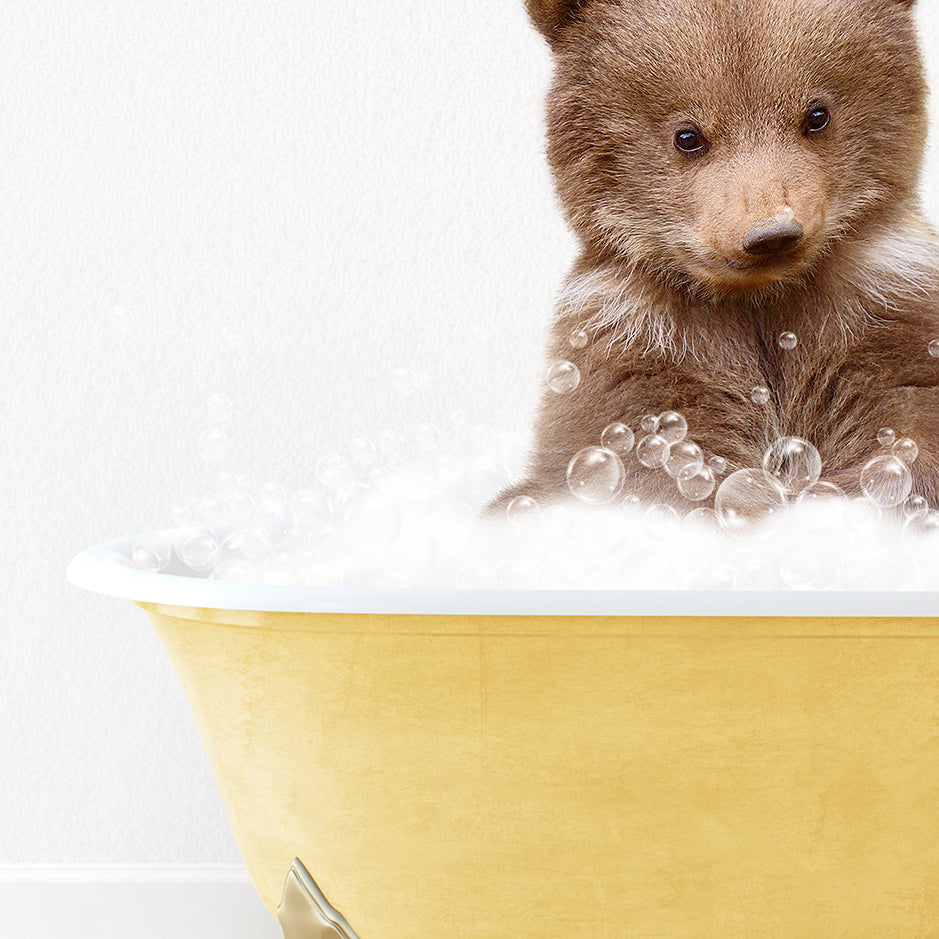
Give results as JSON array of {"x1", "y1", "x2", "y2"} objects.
[{"x1": 742, "y1": 218, "x2": 805, "y2": 257}]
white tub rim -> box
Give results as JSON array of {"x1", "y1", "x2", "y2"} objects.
[{"x1": 67, "y1": 531, "x2": 939, "y2": 617}]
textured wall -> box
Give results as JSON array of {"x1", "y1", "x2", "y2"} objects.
[{"x1": 3, "y1": 2, "x2": 938, "y2": 863}]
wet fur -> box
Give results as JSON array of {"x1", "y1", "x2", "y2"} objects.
[{"x1": 491, "y1": 0, "x2": 939, "y2": 512}]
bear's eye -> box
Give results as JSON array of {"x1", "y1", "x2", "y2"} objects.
[
  {"x1": 674, "y1": 127, "x2": 708, "y2": 155},
  {"x1": 803, "y1": 105, "x2": 831, "y2": 134}
]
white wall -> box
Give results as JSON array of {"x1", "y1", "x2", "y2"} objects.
[{"x1": 2, "y1": 0, "x2": 938, "y2": 872}]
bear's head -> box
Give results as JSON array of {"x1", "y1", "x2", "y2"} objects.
[{"x1": 527, "y1": 0, "x2": 927, "y2": 299}]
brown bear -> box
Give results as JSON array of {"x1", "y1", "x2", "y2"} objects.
[{"x1": 491, "y1": 0, "x2": 939, "y2": 516}]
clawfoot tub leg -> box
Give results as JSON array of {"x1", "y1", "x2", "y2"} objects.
[{"x1": 276, "y1": 859, "x2": 362, "y2": 939}]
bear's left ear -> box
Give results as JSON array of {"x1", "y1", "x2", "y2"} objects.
[{"x1": 525, "y1": 0, "x2": 588, "y2": 43}]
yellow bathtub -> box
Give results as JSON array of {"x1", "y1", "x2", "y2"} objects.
[{"x1": 69, "y1": 534, "x2": 939, "y2": 938}]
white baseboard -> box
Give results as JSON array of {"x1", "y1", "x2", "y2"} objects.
[{"x1": 0, "y1": 865, "x2": 281, "y2": 939}]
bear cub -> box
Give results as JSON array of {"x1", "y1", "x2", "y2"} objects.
[{"x1": 493, "y1": 0, "x2": 939, "y2": 515}]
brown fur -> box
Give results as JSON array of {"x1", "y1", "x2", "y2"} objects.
[{"x1": 491, "y1": 0, "x2": 939, "y2": 512}]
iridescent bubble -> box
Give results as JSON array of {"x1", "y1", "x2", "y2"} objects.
[
  {"x1": 205, "y1": 393, "x2": 233, "y2": 423},
  {"x1": 569, "y1": 327, "x2": 589, "y2": 349},
  {"x1": 860, "y1": 454, "x2": 913, "y2": 508},
  {"x1": 751, "y1": 386, "x2": 770, "y2": 406},
  {"x1": 762, "y1": 436, "x2": 822, "y2": 494},
  {"x1": 778, "y1": 331, "x2": 798, "y2": 351},
  {"x1": 506, "y1": 495, "x2": 541, "y2": 526},
  {"x1": 677, "y1": 464, "x2": 716, "y2": 501},
  {"x1": 877, "y1": 427, "x2": 896, "y2": 447},
  {"x1": 197, "y1": 428, "x2": 230, "y2": 465},
  {"x1": 657, "y1": 411, "x2": 688, "y2": 445},
  {"x1": 176, "y1": 527, "x2": 220, "y2": 571},
  {"x1": 903, "y1": 495, "x2": 930, "y2": 520},
  {"x1": 893, "y1": 437, "x2": 919, "y2": 465},
  {"x1": 708, "y1": 456, "x2": 728, "y2": 476},
  {"x1": 566, "y1": 447, "x2": 625, "y2": 505},
  {"x1": 665, "y1": 440, "x2": 703, "y2": 478},
  {"x1": 929, "y1": 339, "x2": 939, "y2": 358},
  {"x1": 714, "y1": 468, "x2": 787, "y2": 536},
  {"x1": 601, "y1": 423, "x2": 635, "y2": 456},
  {"x1": 547, "y1": 361, "x2": 581, "y2": 394},
  {"x1": 132, "y1": 534, "x2": 172, "y2": 572},
  {"x1": 414, "y1": 422, "x2": 442, "y2": 453},
  {"x1": 636, "y1": 434, "x2": 669, "y2": 469},
  {"x1": 640, "y1": 414, "x2": 659, "y2": 434}
]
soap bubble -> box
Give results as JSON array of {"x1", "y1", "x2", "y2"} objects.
[
  {"x1": 377, "y1": 429, "x2": 406, "y2": 463},
  {"x1": 132, "y1": 534, "x2": 172, "y2": 572},
  {"x1": 665, "y1": 440, "x2": 703, "y2": 478},
  {"x1": 778, "y1": 331, "x2": 798, "y2": 351},
  {"x1": 289, "y1": 489, "x2": 331, "y2": 524},
  {"x1": 413, "y1": 422, "x2": 441, "y2": 453},
  {"x1": 796, "y1": 481, "x2": 847, "y2": 534},
  {"x1": 904, "y1": 495, "x2": 930, "y2": 520},
  {"x1": 708, "y1": 456, "x2": 728, "y2": 476},
  {"x1": 677, "y1": 464, "x2": 716, "y2": 501},
  {"x1": 107, "y1": 306, "x2": 132, "y2": 336},
  {"x1": 205, "y1": 393, "x2": 233, "y2": 423},
  {"x1": 657, "y1": 411, "x2": 688, "y2": 445},
  {"x1": 316, "y1": 452, "x2": 356, "y2": 501},
  {"x1": 434, "y1": 454, "x2": 464, "y2": 487},
  {"x1": 904, "y1": 510, "x2": 939, "y2": 540},
  {"x1": 176, "y1": 527, "x2": 220, "y2": 571},
  {"x1": 751, "y1": 386, "x2": 770, "y2": 406},
  {"x1": 683, "y1": 505, "x2": 719, "y2": 529},
  {"x1": 877, "y1": 428, "x2": 896, "y2": 447},
  {"x1": 569, "y1": 327, "x2": 589, "y2": 349},
  {"x1": 892, "y1": 437, "x2": 919, "y2": 465},
  {"x1": 929, "y1": 339, "x2": 939, "y2": 358},
  {"x1": 601, "y1": 423, "x2": 635, "y2": 456},
  {"x1": 211, "y1": 559, "x2": 261, "y2": 584},
  {"x1": 230, "y1": 526, "x2": 276, "y2": 563},
  {"x1": 547, "y1": 361, "x2": 581, "y2": 394},
  {"x1": 349, "y1": 437, "x2": 377, "y2": 468},
  {"x1": 170, "y1": 505, "x2": 194, "y2": 528},
  {"x1": 506, "y1": 495, "x2": 541, "y2": 526},
  {"x1": 195, "y1": 495, "x2": 232, "y2": 527},
  {"x1": 640, "y1": 414, "x2": 659, "y2": 434},
  {"x1": 860, "y1": 455, "x2": 913, "y2": 508},
  {"x1": 636, "y1": 434, "x2": 669, "y2": 469},
  {"x1": 779, "y1": 548, "x2": 820, "y2": 588},
  {"x1": 715, "y1": 468, "x2": 787, "y2": 536},
  {"x1": 642, "y1": 503, "x2": 680, "y2": 539},
  {"x1": 343, "y1": 493, "x2": 403, "y2": 551},
  {"x1": 197, "y1": 428, "x2": 230, "y2": 465},
  {"x1": 762, "y1": 437, "x2": 822, "y2": 494},
  {"x1": 262, "y1": 551, "x2": 296, "y2": 585},
  {"x1": 567, "y1": 447, "x2": 625, "y2": 505}
]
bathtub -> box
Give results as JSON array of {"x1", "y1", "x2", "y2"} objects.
[{"x1": 69, "y1": 531, "x2": 939, "y2": 937}]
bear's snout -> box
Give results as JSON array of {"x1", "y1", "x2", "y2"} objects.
[{"x1": 743, "y1": 218, "x2": 805, "y2": 257}]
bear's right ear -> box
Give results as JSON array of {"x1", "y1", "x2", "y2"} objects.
[{"x1": 525, "y1": 0, "x2": 587, "y2": 43}]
